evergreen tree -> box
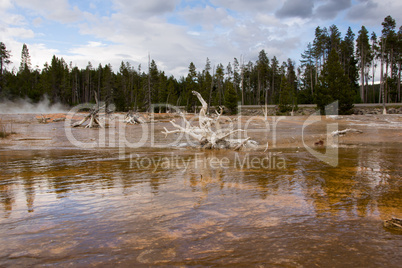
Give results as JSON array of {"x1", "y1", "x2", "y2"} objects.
[
  {"x1": 185, "y1": 62, "x2": 198, "y2": 111},
  {"x1": 370, "y1": 32, "x2": 379, "y2": 103},
  {"x1": 42, "y1": 55, "x2": 69, "y2": 102},
  {"x1": 341, "y1": 27, "x2": 359, "y2": 99},
  {"x1": 224, "y1": 82, "x2": 238, "y2": 114},
  {"x1": 215, "y1": 63, "x2": 225, "y2": 106},
  {"x1": 115, "y1": 62, "x2": 129, "y2": 111},
  {"x1": 203, "y1": 58, "x2": 214, "y2": 111},
  {"x1": 397, "y1": 26, "x2": 402, "y2": 102},
  {"x1": 356, "y1": 26, "x2": 371, "y2": 102},
  {"x1": 17, "y1": 44, "x2": 36, "y2": 98},
  {"x1": 19, "y1": 44, "x2": 31, "y2": 72},
  {"x1": 313, "y1": 26, "x2": 330, "y2": 71},
  {"x1": 0, "y1": 42, "x2": 11, "y2": 95},
  {"x1": 300, "y1": 42, "x2": 316, "y2": 103},
  {"x1": 315, "y1": 48, "x2": 354, "y2": 114},
  {"x1": 381, "y1": 15, "x2": 397, "y2": 102},
  {"x1": 278, "y1": 59, "x2": 297, "y2": 112},
  {"x1": 146, "y1": 59, "x2": 159, "y2": 111},
  {"x1": 329, "y1": 25, "x2": 342, "y2": 53},
  {"x1": 257, "y1": 49, "x2": 270, "y2": 105},
  {"x1": 102, "y1": 64, "x2": 114, "y2": 108},
  {"x1": 270, "y1": 56, "x2": 279, "y2": 103},
  {"x1": 233, "y1": 57, "x2": 241, "y2": 97},
  {"x1": 278, "y1": 74, "x2": 292, "y2": 113}
]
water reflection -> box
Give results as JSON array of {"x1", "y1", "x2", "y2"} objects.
[{"x1": 0, "y1": 146, "x2": 401, "y2": 266}]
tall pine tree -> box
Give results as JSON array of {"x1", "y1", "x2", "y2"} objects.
[{"x1": 0, "y1": 42, "x2": 11, "y2": 95}]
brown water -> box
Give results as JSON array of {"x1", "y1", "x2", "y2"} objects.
[{"x1": 0, "y1": 145, "x2": 401, "y2": 267}]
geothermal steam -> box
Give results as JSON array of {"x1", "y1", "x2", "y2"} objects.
[{"x1": 0, "y1": 96, "x2": 67, "y2": 114}]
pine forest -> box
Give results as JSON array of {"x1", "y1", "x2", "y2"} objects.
[{"x1": 1, "y1": 15, "x2": 401, "y2": 115}]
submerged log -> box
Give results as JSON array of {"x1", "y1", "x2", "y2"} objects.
[{"x1": 162, "y1": 91, "x2": 257, "y2": 150}]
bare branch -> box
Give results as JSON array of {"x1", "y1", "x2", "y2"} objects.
[{"x1": 162, "y1": 91, "x2": 257, "y2": 150}]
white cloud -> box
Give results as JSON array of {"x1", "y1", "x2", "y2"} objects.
[
  {"x1": 1, "y1": 26, "x2": 34, "y2": 39},
  {"x1": 187, "y1": 31, "x2": 200, "y2": 36},
  {"x1": 32, "y1": 17, "x2": 43, "y2": 27},
  {"x1": 178, "y1": 5, "x2": 229, "y2": 29},
  {"x1": 113, "y1": 0, "x2": 180, "y2": 17},
  {"x1": 346, "y1": 0, "x2": 402, "y2": 27},
  {"x1": 211, "y1": 0, "x2": 281, "y2": 13},
  {"x1": 0, "y1": 0, "x2": 12, "y2": 10},
  {"x1": 86, "y1": 41, "x2": 105, "y2": 47},
  {"x1": 276, "y1": 0, "x2": 314, "y2": 19},
  {"x1": 1, "y1": 0, "x2": 402, "y2": 78},
  {"x1": 14, "y1": 0, "x2": 83, "y2": 23},
  {"x1": 3, "y1": 14, "x2": 27, "y2": 26},
  {"x1": 314, "y1": 0, "x2": 351, "y2": 20}
]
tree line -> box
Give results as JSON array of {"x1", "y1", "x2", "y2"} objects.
[{"x1": 0, "y1": 15, "x2": 401, "y2": 115}]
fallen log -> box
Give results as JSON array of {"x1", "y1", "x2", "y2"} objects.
[{"x1": 331, "y1": 128, "x2": 363, "y2": 136}]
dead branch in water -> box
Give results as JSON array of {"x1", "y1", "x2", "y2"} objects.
[{"x1": 162, "y1": 91, "x2": 258, "y2": 150}]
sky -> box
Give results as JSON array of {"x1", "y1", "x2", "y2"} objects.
[{"x1": 1, "y1": 0, "x2": 402, "y2": 78}]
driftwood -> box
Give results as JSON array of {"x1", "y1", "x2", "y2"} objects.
[
  {"x1": 52, "y1": 118, "x2": 65, "y2": 122},
  {"x1": 124, "y1": 111, "x2": 146, "y2": 124},
  {"x1": 331, "y1": 128, "x2": 363, "y2": 136},
  {"x1": 72, "y1": 106, "x2": 104, "y2": 128},
  {"x1": 384, "y1": 218, "x2": 402, "y2": 231},
  {"x1": 14, "y1": 137, "x2": 52, "y2": 141},
  {"x1": 72, "y1": 91, "x2": 113, "y2": 128},
  {"x1": 37, "y1": 114, "x2": 50, "y2": 124},
  {"x1": 162, "y1": 91, "x2": 257, "y2": 150}
]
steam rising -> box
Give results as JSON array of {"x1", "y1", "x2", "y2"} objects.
[{"x1": 0, "y1": 96, "x2": 68, "y2": 114}]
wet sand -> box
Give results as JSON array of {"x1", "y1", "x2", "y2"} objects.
[
  {"x1": 0, "y1": 113, "x2": 401, "y2": 150},
  {"x1": 0, "y1": 113, "x2": 401, "y2": 267}
]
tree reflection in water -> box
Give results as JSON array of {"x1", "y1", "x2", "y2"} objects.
[{"x1": 0, "y1": 147, "x2": 400, "y2": 266}]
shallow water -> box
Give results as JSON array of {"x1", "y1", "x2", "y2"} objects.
[{"x1": 0, "y1": 145, "x2": 401, "y2": 267}]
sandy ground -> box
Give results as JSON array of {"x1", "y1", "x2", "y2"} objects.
[{"x1": 0, "y1": 112, "x2": 401, "y2": 151}]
